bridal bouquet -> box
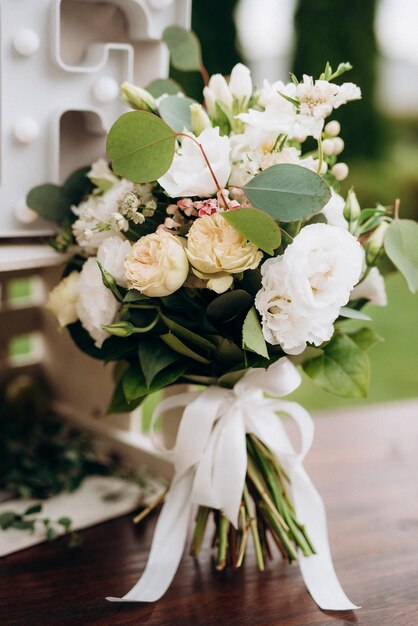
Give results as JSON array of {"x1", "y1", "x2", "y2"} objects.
[{"x1": 28, "y1": 27, "x2": 417, "y2": 610}]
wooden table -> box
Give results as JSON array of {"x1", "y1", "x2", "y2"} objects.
[{"x1": 2, "y1": 401, "x2": 418, "y2": 626}]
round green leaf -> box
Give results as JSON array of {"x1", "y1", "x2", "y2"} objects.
[
  {"x1": 384, "y1": 219, "x2": 418, "y2": 294},
  {"x1": 158, "y1": 96, "x2": 195, "y2": 132},
  {"x1": 222, "y1": 207, "x2": 281, "y2": 255},
  {"x1": 163, "y1": 26, "x2": 202, "y2": 72},
  {"x1": 244, "y1": 164, "x2": 331, "y2": 222},
  {"x1": 106, "y1": 111, "x2": 176, "y2": 183}
]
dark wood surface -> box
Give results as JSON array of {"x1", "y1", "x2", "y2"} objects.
[{"x1": 2, "y1": 401, "x2": 418, "y2": 626}]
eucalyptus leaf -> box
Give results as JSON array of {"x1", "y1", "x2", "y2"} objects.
[
  {"x1": 242, "y1": 308, "x2": 269, "y2": 359},
  {"x1": 106, "y1": 111, "x2": 176, "y2": 183},
  {"x1": 163, "y1": 26, "x2": 202, "y2": 72},
  {"x1": 222, "y1": 207, "x2": 281, "y2": 255},
  {"x1": 384, "y1": 219, "x2": 418, "y2": 294},
  {"x1": 303, "y1": 332, "x2": 370, "y2": 398},
  {"x1": 244, "y1": 164, "x2": 331, "y2": 222},
  {"x1": 146, "y1": 78, "x2": 184, "y2": 98},
  {"x1": 26, "y1": 166, "x2": 92, "y2": 224},
  {"x1": 158, "y1": 95, "x2": 195, "y2": 132}
]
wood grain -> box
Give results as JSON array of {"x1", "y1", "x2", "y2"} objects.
[{"x1": 2, "y1": 401, "x2": 418, "y2": 626}]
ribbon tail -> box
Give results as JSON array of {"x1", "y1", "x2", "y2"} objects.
[
  {"x1": 106, "y1": 470, "x2": 194, "y2": 603},
  {"x1": 291, "y1": 466, "x2": 360, "y2": 611}
]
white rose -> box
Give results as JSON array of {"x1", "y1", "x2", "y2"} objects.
[
  {"x1": 284, "y1": 223, "x2": 363, "y2": 312},
  {"x1": 46, "y1": 271, "x2": 80, "y2": 327},
  {"x1": 255, "y1": 256, "x2": 335, "y2": 355},
  {"x1": 350, "y1": 267, "x2": 387, "y2": 306},
  {"x1": 187, "y1": 213, "x2": 262, "y2": 293},
  {"x1": 97, "y1": 236, "x2": 131, "y2": 287},
  {"x1": 157, "y1": 127, "x2": 231, "y2": 198},
  {"x1": 124, "y1": 231, "x2": 189, "y2": 297},
  {"x1": 77, "y1": 258, "x2": 120, "y2": 348}
]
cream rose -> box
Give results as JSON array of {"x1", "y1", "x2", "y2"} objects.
[
  {"x1": 46, "y1": 271, "x2": 80, "y2": 327},
  {"x1": 186, "y1": 213, "x2": 262, "y2": 293},
  {"x1": 124, "y1": 231, "x2": 189, "y2": 297}
]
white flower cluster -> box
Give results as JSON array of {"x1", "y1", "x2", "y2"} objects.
[
  {"x1": 72, "y1": 159, "x2": 155, "y2": 250},
  {"x1": 255, "y1": 224, "x2": 363, "y2": 354}
]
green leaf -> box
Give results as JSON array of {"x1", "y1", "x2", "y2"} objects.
[
  {"x1": 218, "y1": 368, "x2": 249, "y2": 388},
  {"x1": 163, "y1": 26, "x2": 202, "y2": 72},
  {"x1": 207, "y1": 289, "x2": 253, "y2": 323},
  {"x1": 122, "y1": 358, "x2": 187, "y2": 402},
  {"x1": 146, "y1": 78, "x2": 184, "y2": 98},
  {"x1": 107, "y1": 378, "x2": 142, "y2": 413},
  {"x1": 0, "y1": 511, "x2": 16, "y2": 529},
  {"x1": 160, "y1": 313, "x2": 216, "y2": 352},
  {"x1": 347, "y1": 327, "x2": 383, "y2": 351},
  {"x1": 24, "y1": 504, "x2": 42, "y2": 516},
  {"x1": 222, "y1": 207, "x2": 281, "y2": 255},
  {"x1": 26, "y1": 184, "x2": 70, "y2": 223},
  {"x1": 339, "y1": 306, "x2": 371, "y2": 321},
  {"x1": 243, "y1": 164, "x2": 331, "y2": 222},
  {"x1": 158, "y1": 95, "x2": 195, "y2": 132},
  {"x1": 46, "y1": 526, "x2": 58, "y2": 541},
  {"x1": 384, "y1": 219, "x2": 418, "y2": 294},
  {"x1": 303, "y1": 332, "x2": 370, "y2": 398},
  {"x1": 138, "y1": 338, "x2": 181, "y2": 388},
  {"x1": 161, "y1": 333, "x2": 210, "y2": 364},
  {"x1": 26, "y1": 166, "x2": 93, "y2": 224},
  {"x1": 106, "y1": 111, "x2": 176, "y2": 183},
  {"x1": 58, "y1": 517, "x2": 72, "y2": 531},
  {"x1": 242, "y1": 308, "x2": 269, "y2": 359}
]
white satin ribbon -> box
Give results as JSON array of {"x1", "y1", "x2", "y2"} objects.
[{"x1": 107, "y1": 357, "x2": 359, "y2": 610}]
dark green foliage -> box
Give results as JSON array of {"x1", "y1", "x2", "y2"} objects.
[{"x1": 293, "y1": 0, "x2": 386, "y2": 159}]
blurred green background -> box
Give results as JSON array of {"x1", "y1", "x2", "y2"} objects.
[{"x1": 190, "y1": 0, "x2": 418, "y2": 409}]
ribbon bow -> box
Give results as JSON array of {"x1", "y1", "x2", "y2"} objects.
[{"x1": 108, "y1": 358, "x2": 358, "y2": 611}]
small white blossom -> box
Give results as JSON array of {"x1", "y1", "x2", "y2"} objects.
[
  {"x1": 109, "y1": 211, "x2": 129, "y2": 233},
  {"x1": 350, "y1": 267, "x2": 387, "y2": 306}
]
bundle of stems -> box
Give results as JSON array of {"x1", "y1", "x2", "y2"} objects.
[{"x1": 189, "y1": 434, "x2": 315, "y2": 570}]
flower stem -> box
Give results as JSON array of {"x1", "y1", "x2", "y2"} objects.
[
  {"x1": 190, "y1": 506, "x2": 210, "y2": 557},
  {"x1": 216, "y1": 514, "x2": 230, "y2": 571},
  {"x1": 133, "y1": 487, "x2": 168, "y2": 524},
  {"x1": 243, "y1": 483, "x2": 265, "y2": 571}
]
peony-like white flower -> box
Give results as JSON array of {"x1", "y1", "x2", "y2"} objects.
[
  {"x1": 255, "y1": 223, "x2": 363, "y2": 354},
  {"x1": 283, "y1": 223, "x2": 363, "y2": 312},
  {"x1": 186, "y1": 213, "x2": 262, "y2": 293},
  {"x1": 255, "y1": 256, "x2": 336, "y2": 355},
  {"x1": 124, "y1": 231, "x2": 189, "y2": 297},
  {"x1": 76, "y1": 258, "x2": 120, "y2": 348},
  {"x1": 158, "y1": 127, "x2": 231, "y2": 198},
  {"x1": 46, "y1": 271, "x2": 80, "y2": 327},
  {"x1": 97, "y1": 236, "x2": 131, "y2": 288},
  {"x1": 350, "y1": 267, "x2": 387, "y2": 306}
]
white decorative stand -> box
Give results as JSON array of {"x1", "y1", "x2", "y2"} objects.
[{"x1": 0, "y1": 0, "x2": 190, "y2": 476}]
